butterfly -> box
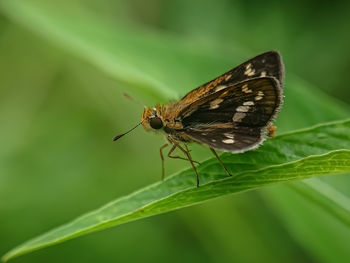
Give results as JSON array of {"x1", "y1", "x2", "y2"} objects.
[{"x1": 114, "y1": 51, "x2": 284, "y2": 187}]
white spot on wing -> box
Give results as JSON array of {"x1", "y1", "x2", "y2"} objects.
[
  {"x1": 224, "y1": 133, "x2": 234, "y2": 139},
  {"x1": 243, "y1": 101, "x2": 254, "y2": 106},
  {"x1": 210, "y1": 98, "x2": 223, "y2": 109},
  {"x1": 223, "y1": 139, "x2": 235, "y2": 144},
  {"x1": 254, "y1": 91, "x2": 265, "y2": 101},
  {"x1": 242, "y1": 84, "x2": 253, "y2": 93},
  {"x1": 244, "y1": 63, "x2": 255, "y2": 76},
  {"x1": 232, "y1": 112, "x2": 246, "y2": 122},
  {"x1": 260, "y1": 71, "x2": 267, "y2": 77},
  {"x1": 236, "y1": 105, "x2": 250, "y2": 112},
  {"x1": 246, "y1": 70, "x2": 255, "y2": 76},
  {"x1": 215, "y1": 85, "x2": 226, "y2": 92}
]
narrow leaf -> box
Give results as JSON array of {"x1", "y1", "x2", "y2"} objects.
[
  {"x1": 3, "y1": 119, "x2": 350, "y2": 261},
  {"x1": 289, "y1": 179, "x2": 350, "y2": 228}
]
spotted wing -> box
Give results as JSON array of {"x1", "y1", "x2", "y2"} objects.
[
  {"x1": 180, "y1": 51, "x2": 284, "y2": 104},
  {"x1": 179, "y1": 77, "x2": 282, "y2": 153}
]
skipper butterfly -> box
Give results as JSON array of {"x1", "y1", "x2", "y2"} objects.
[{"x1": 114, "y1": 51, "x2": 284, "y2": 187}]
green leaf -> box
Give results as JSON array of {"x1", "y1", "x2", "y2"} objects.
[
  {"x1": 290, "y1": 179, "x2": 350, "y2": 228},
  {"x1": 263, "y1": 181, "x2": 350, "y2": 263},
  {"x1": 3, "y1": 119, "x2": 350, "y2": 261}
]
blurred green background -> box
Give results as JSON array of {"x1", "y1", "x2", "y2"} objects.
[{"x1": 1, "y1": 0, "x2": 350, "y2": 262}]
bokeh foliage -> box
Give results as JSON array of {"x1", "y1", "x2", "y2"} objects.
[{"x1": 1, "y1": 0, "x2": 350, "y2": 262}]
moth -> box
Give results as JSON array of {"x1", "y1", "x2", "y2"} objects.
[{"x1": 114, "y1": 51, "x2": 284, "y2": 187}]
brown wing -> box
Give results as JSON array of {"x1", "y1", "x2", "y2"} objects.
[
  {"x1": 177, "y1": 77, "x2": 283, "y2": 153},
  {"x1": 180, "y1": 51, "x2": 284, "y2": 105}
]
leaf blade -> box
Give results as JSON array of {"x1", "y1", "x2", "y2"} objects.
[
  {"x1": 3, "y1": 119, "x2": 350, "y2": 262},
  {"x1": 289, "y1": 179, "x2": 350, "y2": 228}
]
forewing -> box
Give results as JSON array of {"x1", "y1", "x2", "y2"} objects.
[
  {"x1": 179, "y1": 77, "x2": 282, "y2": 152},
  {"x1": 181, "y1": 51, "x2": 284, "y2": 104}
]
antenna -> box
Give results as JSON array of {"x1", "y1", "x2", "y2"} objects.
[
  {"x1": 113, "y1": 120, "x2": 144, "y2": 141},
  {"x1": 123, "y1": 93, "x2": 145, "y2": 108}
]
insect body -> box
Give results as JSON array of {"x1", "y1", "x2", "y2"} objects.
[{"x1": 114, "y1": 51, "x2": 284, "y2": 187}]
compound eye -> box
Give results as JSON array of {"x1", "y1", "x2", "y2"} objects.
[{"x1": 149, "y1": 117, "x2": 163, "y2": 129}]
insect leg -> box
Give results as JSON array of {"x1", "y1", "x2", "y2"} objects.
[
  {"x1": 182, "y1": 144, "x2": 200, "y2": 165},
  {"x1": 160, "y1": 143, "x2": 169, "y2": 180},
  {"x1": 209, "y1": 148, "x2": 232, "y2": 177},
  {"x1": 168, "y1": 142, "x2": 200, "y2": 187},
  {"x1": 167, "y1": 146, "x2": 200, "y2": 165}
]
